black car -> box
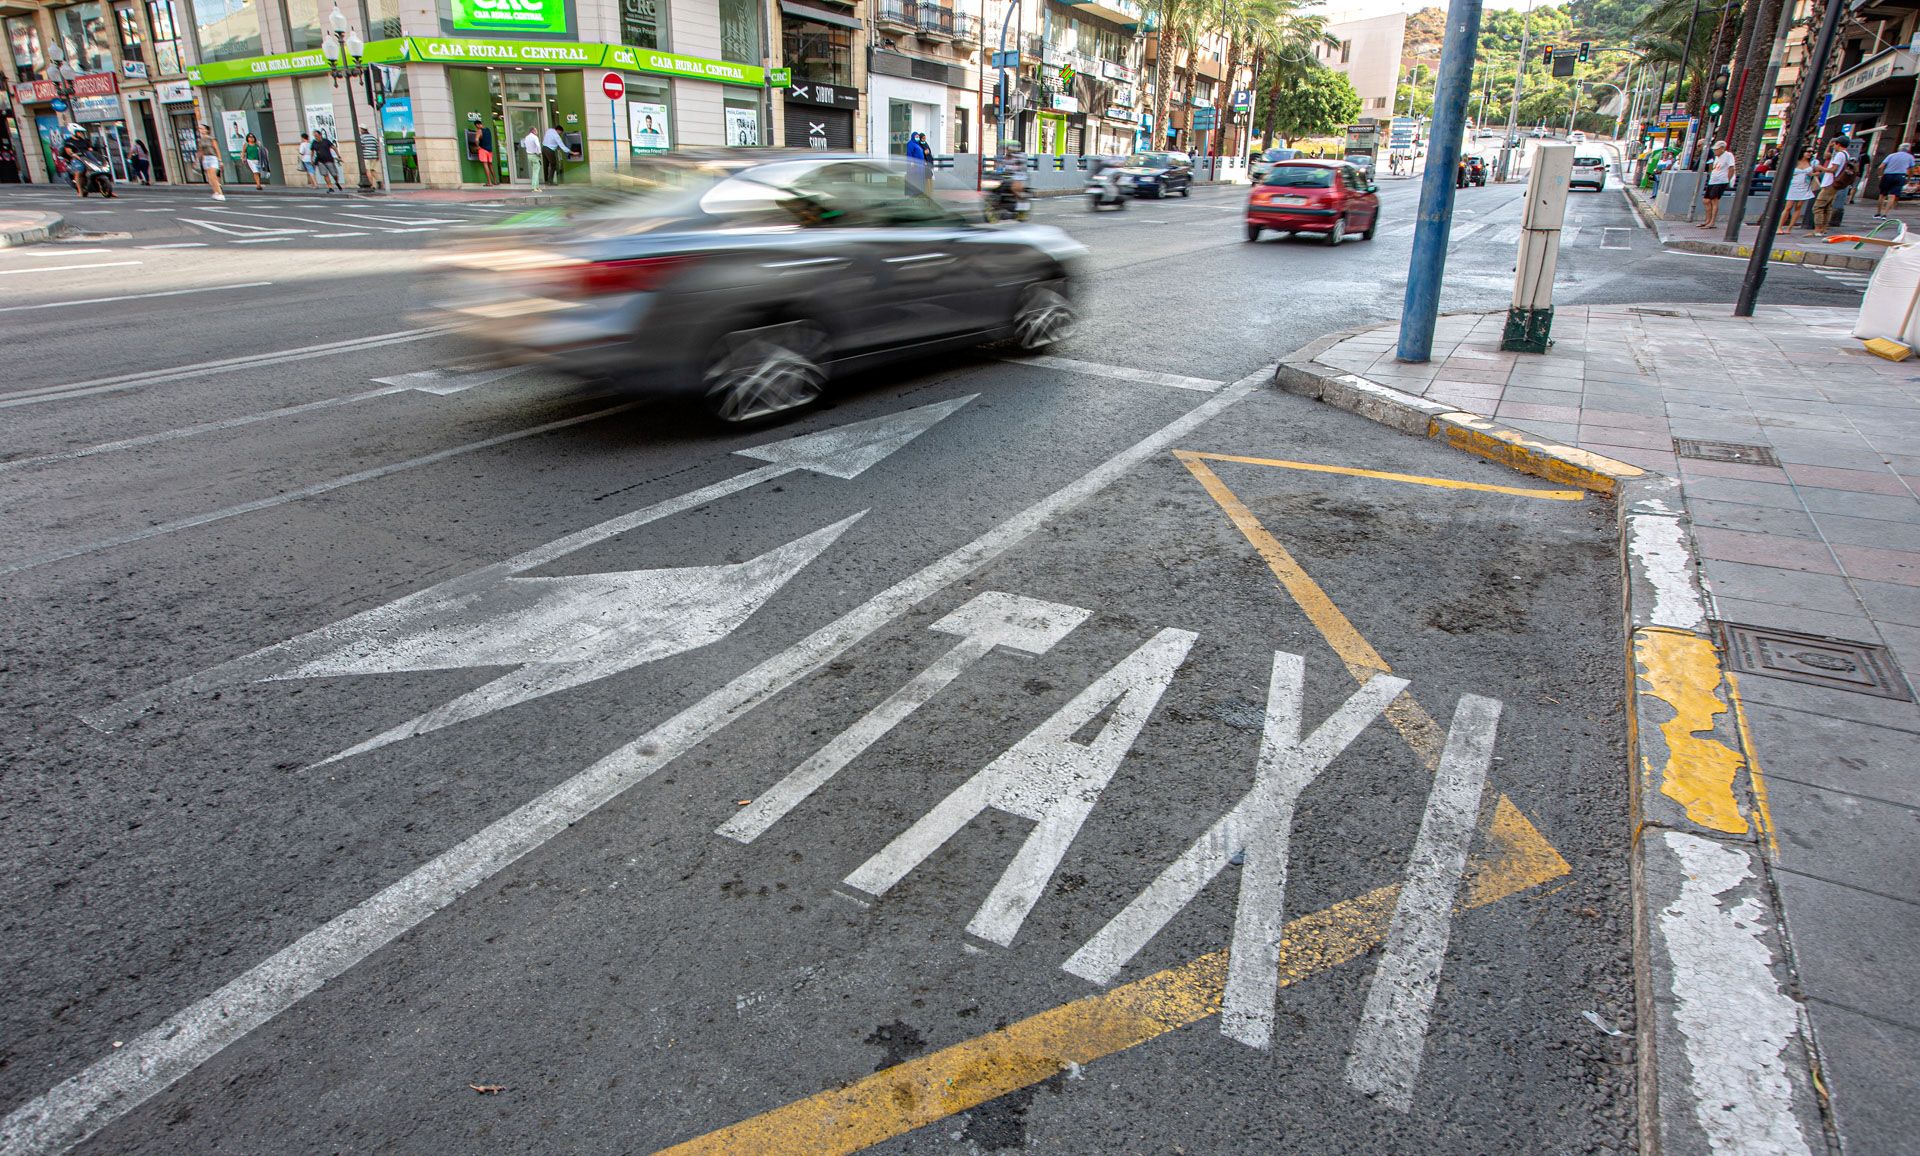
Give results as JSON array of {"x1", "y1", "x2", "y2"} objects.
[
  {"x1": 425, "y1": 151, "x2": 1086, "y2": 423},
  {"x1": 1112, "y1": 150, "x2": 1194, "y2": 198}
]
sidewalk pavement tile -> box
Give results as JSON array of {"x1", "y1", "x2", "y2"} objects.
[
  {"x1": 1784, "y1": 464, "x2": 1912, "y2": 495},
  {"x1": 1770, "y1": 871, "x2": 1920, "y2": 1028},
  {"x1": 1495, "y1": 401, "x2": 1582, "y2": 423},
  {"x1": 1694, "y1": 527, "x2": 1843, "y2": 574},
  {"x1": 1833, "y1": 543, "x2": 1920, "y2": 586},
  {"x1": 1876, "y1": 623, "x2": 1920, "y2": 692},
  {"x1": 1593, "y1": 445, "x2": 1677, "y2": 472},
  {"x1": 1800, "y1": 1002, "x2": 1920, "y2": 1148},
  {"x1": 1762, "y1": 775, "x2": 1920, "y2": 901},
  {"x1": 1797, "y1": 488, "x2": 1920, "y2": 520},
  {"x1": 1740, "y1": 702, "x2": 1920, "y2": 808},
  {"x1": 1699, "y1": 559, "x2": 1864, "y2": 614},
  {"x1": 1679, "y1": 459, "x2": 1794, "y2": 484},
  {"x1": 1684, "y1": 499, "x2": 1821, "y2": 538},
  {"x1": 1729, "y1": 670, "x2": 1920, "y2": 731},
  {"x1": 1678, "y1": 476, "x2": 1805, "y2": 509},
  {"x1": 1813, "y1": 512, "x2": 1920, "y2": 552},
  {"x1": 1576, "y1": 426, "x2": 1674, "y2": 452},
  {"x1": 1711, "y1": 598, "x2": 1882, "y2": 643},
  {"x1": 1500, "y1": 419, "x2": 1582, "y2": 444}
]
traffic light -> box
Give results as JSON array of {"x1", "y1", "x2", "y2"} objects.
[
  {"x1": 1543, "y1": 45, "x2": 1556, "y2": 67},
  {"x1": 1706, "y1": 68, "x2": 1730, "y2": 117},
  {"x1": 1578, "y1": 41, "x2": 1590, "y2": 62}
]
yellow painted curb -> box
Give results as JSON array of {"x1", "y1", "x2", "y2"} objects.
[
  {"x1": 1431, "y1": 412, "x2": 1644, "y2": 496},
  {"x1": 1630, "y1": 627, "x2": 1751, "y2": 836}
]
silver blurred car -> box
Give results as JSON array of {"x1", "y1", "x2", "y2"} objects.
[{"x1": 425, "y1": 151, "x2": 1086, "y2": 422}]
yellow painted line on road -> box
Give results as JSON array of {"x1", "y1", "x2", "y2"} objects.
[
  {"x1": 1633, "y1": 628, "x2": 1750, "y2": 835},
  {"x1": 1182, "y1": 451, "x2": 1587, "y2": 501},
  {"x1": 1726, "y1": 672, "x2": 1779, "y2": 854},
  {"x1": 656, "y1": 798, "x2": 1566, "y2": 1156}
]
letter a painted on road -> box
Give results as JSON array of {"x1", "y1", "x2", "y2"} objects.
[{"x1": 843, "y1": 628, "x2": 1197, "y2": 946}]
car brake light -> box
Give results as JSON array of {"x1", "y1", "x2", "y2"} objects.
[{"x1": 572, "y1": 255, "x2": 695, "y2": 295}]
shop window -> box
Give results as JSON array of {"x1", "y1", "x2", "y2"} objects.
[
  {"x1": 191, "y1": 0, "x2": 263, "y2": 63},
  {"x1": 723, "y1": 93, "x2": 761, "y2": 146},
  {"x1": 374, "y1": 64, "x2": 414, "y2": 182},
  {"x1": 782, "y1": 19, "x2": 850, "y2": 87},
  {"x1": 281, "y1": 0, "x2": 326, "y2": 50},
  {"x1": 114, "y1": 4, "x2": 144, "y2": 62},
  {"x1": 626, "y1": 81, "x2": 669, "y2": 153},
  {"x1": 621, "y1": 0, "x2": 663, "y2": 50},
  {"x1": 145, "y1": 0, "x2": 183, "y2": 74},
  {"x1": 954, "y1": 108, "x2": 968, "y2": 153},
  {"x1": 54, "y1": 2, "x2": 114, "y2": 74},
  {"x1": 364, "y1": 0, "x2": 400, "y2": 39},
  {"x1": 6, "y1": 17, "x2": 43, "y2": 81},
  {"x1": 718, "y1": 0, "x2": 759, "y2": 65}
]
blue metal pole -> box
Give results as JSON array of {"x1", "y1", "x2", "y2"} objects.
[{"x1": 1396, "y1": 0, "x2": 1486, "y2": 363}]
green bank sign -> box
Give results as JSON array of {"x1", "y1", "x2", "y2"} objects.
[
  {"x1": 451, "y1": 0, "x2": 569, "y2": 36},
  {"x1": 192, "y1": 38, "x2": 769, "y2": 88}
]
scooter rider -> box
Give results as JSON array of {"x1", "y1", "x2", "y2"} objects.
[{"x1": 998, "y1": 140, "x2": 1028, "y2": 199}]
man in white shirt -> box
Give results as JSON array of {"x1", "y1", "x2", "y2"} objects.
[
  {"x1": 521, "y1": 128, "x2": 543, "y2": 189},
  {"x1": 541, "y1": 124, "x2": 566, "y2": 185},
  {"x1": 1812, "y1": 137, "x2": 1851, "y2": 236},
  {"x1": 1700, "y1": 140, "x2": 1735, "y2": 229},
  {"x1": 1878, "y1": 141, "x2": 1914, "y2": 216}
]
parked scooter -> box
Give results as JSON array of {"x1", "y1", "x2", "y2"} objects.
[
  {"x1": 73, "y1": 149, "x2": 115, "y2": 198},
  {"x1": 1085, "y1": 158, "x2": 1128, "y2": 211}
]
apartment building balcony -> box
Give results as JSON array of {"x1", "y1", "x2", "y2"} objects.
[
  {"x1": 952, "y1": 11, "x2": 981, "y2": 42},
  {"x1": 915, "y1": 2, "x2": 954, "y2": 42},
  {"x1": 1068, "y1": 0, "x2": 1143, "y2": 27}
]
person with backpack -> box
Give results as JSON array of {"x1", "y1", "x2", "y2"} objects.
[
  {"x1": 1811, "y1": 137, "x2": 1852, "y2": 237},
  {"x1": 310, "y1": 131, "x2": 343, "y2": 193}
]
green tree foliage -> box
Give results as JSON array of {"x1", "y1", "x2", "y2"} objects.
[{"x1": 1260, "y1": 64, "x2": 1362, "y2": 139}]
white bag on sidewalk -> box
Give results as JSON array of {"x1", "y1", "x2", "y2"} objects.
[{"x1": 1853, "y1": 236, "x2": 1920, "y2": 342}]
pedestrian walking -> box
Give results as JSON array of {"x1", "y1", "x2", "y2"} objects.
[
  {"x1": 1780, "y1": 151, "x2": 1815, "y2": 235},
  {"x1": 904, "y1": 131, "x2": 930, "y2": 194},
  {"x1": 196, "y1": 123, "x2": 226, "y2": 201},
  {"x1": 1700, "y1": 140, "x2": 1734, "y2": 229},
  {"x1": 1877, "y1": 141, "x2": 1914, "y2": 217},
  {"x1": 311, "y1": 131, "x2": 344, "y2": 192},
  {"x1": 242, "y1": 133, "x2": 267, "y2": 190},
  {"x1": 522, "y1": 128, "x2": 543, "y2": 189},
  {"x1": 1811, "y1": 137, "x2": 1852, "y2": 237},
  {"x1": 298, "y1": 132, "x2": 317, "y2": 187},
  {"x1": 129, "y1": 139, "x2": 151, "y2": 185},
  {"x1": 469, "y1": 122, "x2": 496, "y2": 186},
  {"x1": 541, "y1": 123, "x2": 565, "y2": 184}
]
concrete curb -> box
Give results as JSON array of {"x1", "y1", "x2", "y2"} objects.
[
  {"x1": 1275, "y1": 335, "x2": 1832, "y2": 1156},
  {"x1": 1623, "y1": 181, "x2": 1880, "y2": 271},
  {"x1": 0, "y1": 211, "x2": 64, "y2": 247}
]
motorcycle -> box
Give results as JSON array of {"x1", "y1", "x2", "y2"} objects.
[
  {"x1": 983, "y1": 169, "x2": 1031, "y2": 221},
  {"x1": 1455, "y1": 156, "x2": 1486, "y2": 188},
  {"x1": 73, "y1": 149, "x2": 116, "y2": 198},
  {"x1": 1085, "y1": 163, "x2": 1127, "y2": 211}
]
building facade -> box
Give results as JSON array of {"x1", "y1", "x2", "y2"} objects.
[{"x1": 1314, "y1": 7, "x2": 1404, "y2": 122}]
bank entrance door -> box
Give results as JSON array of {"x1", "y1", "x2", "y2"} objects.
[{"x1": 506, "y1": 104, "x2": 544, "y2": 182}]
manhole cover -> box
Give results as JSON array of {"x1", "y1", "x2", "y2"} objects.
[
  {"x1": 1716, "y1": 621, "x2": 1913, "y2": 700},
  {"x1": 1601, "y1": 227, "x2": 1631, "y2": 250},
  {"x1": 1673, "y1": 439, "x2": 1781, "y2": 467}
]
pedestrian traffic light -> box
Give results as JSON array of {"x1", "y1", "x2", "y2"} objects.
[
  {"x1": 1706, "y1": 68, "x2": 1729, "y2": 117},
  {"x1": 1578, "y1": 41, "x2": 1590, "y2": 62}
]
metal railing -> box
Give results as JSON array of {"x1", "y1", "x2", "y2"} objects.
[
  {"x1": 952, "y1": 12, "x2": 980, "y2": 41},
  {"x1": 875, "y1": 0, "x2": 914, "y2": 26},
  {"x1": 915, "y1": 3, "x2": 953, "y2": 37}
]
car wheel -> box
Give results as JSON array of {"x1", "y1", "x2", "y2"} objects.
[
  {"x1": 1180, "y1": 182, "x2": 1191, "y2": 197},
  {"x1": 1326, "y1": 216, "x2": 1346, "y2": 246},
  {"x1": 702, "y1": 320, "x2": 828, "y2": 424},
  {"x1": 1011, "y1": 283, "x2": 1075, "y2": 352},
  {"x1": 1362, "y1": 212, "x2": 1377, "y2": 240},
  {"x1": 1246, "y1": 224, "x2": 1261, "y2": 242}
]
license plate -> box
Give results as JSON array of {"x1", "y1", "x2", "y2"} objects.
[{"x1": 1278, "y1": 195, "x2": 1307, "y2": 206}]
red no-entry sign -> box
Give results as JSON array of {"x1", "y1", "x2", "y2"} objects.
[{"x1": 601, "y1": 72, "x2": 625, "y2": 101}]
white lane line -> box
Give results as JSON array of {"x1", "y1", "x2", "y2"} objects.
[
  {"x1": 139, "y1": 242, "x2": 208, "y2": 249},
  {"x1": 0, "y1": 281, "x2": 269, "y2": 314},
  {"x1": 1344, "y1": 693, "x2": 1500, "y2": 1111},
  {"x1": 0, "y1": 247, "x2": 110, "y2": 256},
  {"x1": 232, "y1": 237, "x2": 293, "y2": 244},
  {"x1": 0, "y1": 367, "x2": 532, "y2": 474},
  {"x1": 0, "y1": 400, "x2": 644, "y2": 577},
  {"x1": 1015, "y1": 354, "x2": 1224, "y2": 393},
  {"x1": 717, "y1": 592, "x2": 1091, "y2": 844},
  {"x1": 0, "y1": 260, "x2": 139, "y2": 276},
  {"x1": 377, "y1": 227, "x2": 438, "y2": 233},
  {"x1": 0, "y1": 364, "x2": 1271, "y2": 1156},
  {"x1": 312, "y1": 231, "x2": 368, "y2": 237},
  {"x1": 135, "y1": 207, "x2": 173, "y2": 212},
  {"x1": 0, "y1": 326, "x2": 445, "y2": 408}
]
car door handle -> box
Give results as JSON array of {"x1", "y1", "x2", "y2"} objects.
[
  {"x1": 760, "y1": 256, "x2": 849, "y2": 270},
  {"x1": 884, "y1": 252, "x2": 953, "y2": 265}
]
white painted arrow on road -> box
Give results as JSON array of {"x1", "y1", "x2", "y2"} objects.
[{"x1": 83, "y1": 396, "x2": 977, "y2": 761}]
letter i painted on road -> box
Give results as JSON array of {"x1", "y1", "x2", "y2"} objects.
[
  {"x1": 718, "y1": 592, "x2": 1092, "y2": 844},
  {"x1": 842, "y1": 628, "x2": 1198, "y2": 946},
  {"x1": 1062, "y1": 652, "x2": 1407, "y2": 1050}
]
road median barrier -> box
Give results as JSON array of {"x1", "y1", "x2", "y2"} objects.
[{"x1": 1275, "y1": 336, "x2": 1829, "y2": 1156}]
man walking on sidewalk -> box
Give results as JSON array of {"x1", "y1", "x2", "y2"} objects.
[
  {"x1": 1812, "y1": 137, "x2": 1852, "y2": 237},
  {"x1": 310, "y1": 131, "x2": 344, "y2": 193},
  {"x1": 541, "y1": 124, "x2": 565, "y2": 185},
  {"x1": 1877, "y1": 141, "x2": 1913, "y2": 216},
  {"x1": 522, "y1": 128, "x2": 543, "y2": 190},
  {"x1": 1700, "y1": 141, "x2": 1734, "y2": 229}
]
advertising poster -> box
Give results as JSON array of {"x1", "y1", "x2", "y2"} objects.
[
  {"x1": 220, "y1": 110, "x2": 249, "y2": 157},
  {"x1": 381, "y1": 96, "x2": 415, "y2": 154},
  {"x1": 450, "y1": 0, "x2": 569, "y2": 35},
  {"x1": 628, "y1": 101, "x2": 669, "y2": 154},
  {"x1": 724, "y1": 105, "x2": 757, "y2": 147},
  {"x1": 304, "y1": 102, "x2": 336, "y2": 142}
]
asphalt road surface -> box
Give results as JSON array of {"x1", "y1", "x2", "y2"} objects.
[{"x1": 0, "y1": 170, "x2": 1854, "y2": 1154}]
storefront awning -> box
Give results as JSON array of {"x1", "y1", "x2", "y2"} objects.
[
  {"x1": 1831, "y1": 45, "x2": 1918, "y2": 101},
  {"x1": 780, "y1": 2, "x2": 863, "y2": 30}
]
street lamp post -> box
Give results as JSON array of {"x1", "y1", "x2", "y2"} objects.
[
  {"x1": 321, "y1": 3, "x2": 375, "y2": 192},
  {"x1": 1502, "y1": 0, "x2": 1534, "y2": 178}
]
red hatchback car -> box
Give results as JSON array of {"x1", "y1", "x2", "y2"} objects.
[{"x1": 1246, "y1": 160, "x2": 1381, "y2": 245}]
